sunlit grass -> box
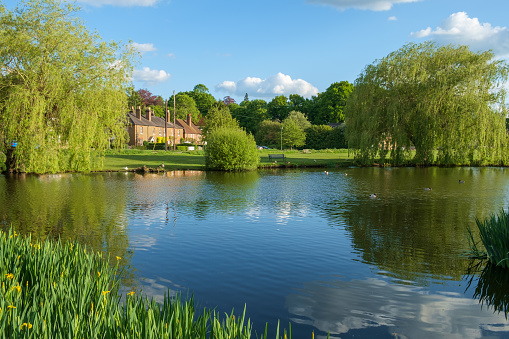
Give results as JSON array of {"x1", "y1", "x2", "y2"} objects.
[
  {"x1": 467, "y1": 210, "x2": 509, "y2": 268},
  {"x1": 0, "y1": 229, "x2": 323, "y2": 338},
  {"x1": 100, "y1": 149, "x2": 355, "y2": 172}
]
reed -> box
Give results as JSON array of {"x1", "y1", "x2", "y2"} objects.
[
  {"x1": 468, "y1": 210, "x2": 509, "y2": 268},
  {"x1": 0, "y1": 229, "x2": 323, "y2": 338}
]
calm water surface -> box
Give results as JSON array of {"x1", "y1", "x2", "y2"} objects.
[{"x1": 1, "y1": 167, "x2": 509, "y2": 338}]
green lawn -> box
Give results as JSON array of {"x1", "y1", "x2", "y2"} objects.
[{"x1": 100, "y1": 149, "x2": 355, "y2": 171}]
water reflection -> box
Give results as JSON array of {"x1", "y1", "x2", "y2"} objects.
[
  {"x1": 2, "y1": 169, "x2": 509, "y2": 338},
  {"x1": 286, "y1": 276, "x2": 509, "y2": 338},
  {"x1": 466, "y1": 261, "x2": 509, "y2": 319}
]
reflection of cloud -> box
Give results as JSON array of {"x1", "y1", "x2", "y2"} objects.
[
  {"x1": 135, "y1": 277, "x2": 181, "y2": 302},
  {"x1": 131, "y1": 234, "x2": 157, "y2": 250},
  {"x1": 286, "y1": 277, "x2": 509, "y2": 338}
]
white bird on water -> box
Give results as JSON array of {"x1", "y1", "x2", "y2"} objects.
[
  {"x1": 369, "y1": 193, "x2": 377, "y2": 199},
  {"x1": 123, "y1": 167, "x2": 128, "y2": 171}
]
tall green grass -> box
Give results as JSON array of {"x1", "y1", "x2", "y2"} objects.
[
  {"x1": 0, "y1": 229, "x2": 322, "y2": 338},
  {"x1": 467, "y1": 210, "x2": 509, "y2": 268}
]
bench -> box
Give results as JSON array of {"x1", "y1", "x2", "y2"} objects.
[{"x1": 268, "y1": 154, "x2": 285, "y2": 160}]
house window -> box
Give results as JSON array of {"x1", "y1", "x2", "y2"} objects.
[
  {"x1": 178, "y1": 130, "x2": 180, "y2": 136},
  {"x1": 140, "y1": 127, "x2": 143, "y2": 134},
  {"x1": 159, "y1": 128, "x2": 161, "y2": 135},
  {"x1": 153, "y1": 128, "x2": 155, "y2": 135}
]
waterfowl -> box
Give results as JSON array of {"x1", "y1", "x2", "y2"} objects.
[
  {"x1": 161, "y1": 163, "x2": 165, "y2": 168},
  {"x1": 459, "y1": 180, "x2": 465, "y2": 184},
  {"x1": 123, "y1": 166, "x2": 128, "y2": 171},
  {"x1": 424, "y1": 187, "x2": 432, "y2": 191},
  {"x1": 369, "y1": 193, "x2": 377, "y2": 199},
  {"x1": 324, "y1": 171, "x2": 328, "y2": 175}
]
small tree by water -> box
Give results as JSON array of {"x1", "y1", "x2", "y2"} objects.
[{"x1": 205, "y1": 127, "x2": 260, "y2": 171}]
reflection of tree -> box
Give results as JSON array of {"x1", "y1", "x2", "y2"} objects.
[
  {"x1": 321, "y1": 167, "x2": 509, "y2": 284},
  {"x1": 0, "y1": 173, "x2": 133, "y2": 278},
  {"x1": 466, "y1": 261, "x2": 509, "y2": 318}
]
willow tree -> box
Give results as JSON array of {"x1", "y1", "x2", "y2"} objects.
[
  {"x1": 345, "y1": 41, "x2": 509, "y2": 166},
  {"x1": 0, "y1": 0, "x2": 136, "y2": 173}
]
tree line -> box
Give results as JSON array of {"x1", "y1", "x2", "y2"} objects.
[
  {"x1": 1, "y1": 0, "x2": 508, "y2": 173},
  {"x1": 128, "y1": 81, "x2": 353, "y2": 150}
]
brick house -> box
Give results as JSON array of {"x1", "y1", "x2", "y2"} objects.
[
  {"x1": 175, "y1": 114, "x2": 202, "y2": 144},
  {"x1": 126, "y1": 107, "x2": 184, "y2": 146}
]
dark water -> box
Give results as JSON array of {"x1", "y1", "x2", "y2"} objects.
[{"x1": 1, "y1": 167, "x2": 509, "y2": 338}]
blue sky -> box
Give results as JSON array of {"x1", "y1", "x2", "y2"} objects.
[{"x1": 19, "y1": 0, "x2": 509, "y2": 102}]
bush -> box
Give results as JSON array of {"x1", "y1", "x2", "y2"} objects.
[{"x1": 205, "y1": 127, "x2": 260, "y2": 171}]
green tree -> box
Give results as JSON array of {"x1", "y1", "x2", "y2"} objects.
[
  {"x1": 345, "y1": 41, "x2": 509, "y2": 165},
  {"x1": 255, "y1": 119, "x2": 281, "y2": 147},
  {"x1": 233, "y1": 99, "x2": 269, "y2": 136},
  {"x1": 0, "y1": 0, "x2": 136, "y2": 173},
  {"x1": 313, "y1": 81, "x2": 353, "y2": 124},
  {"x1": 168, "y1": 93, "x2": 200, "y2": 122},
  {"x1": 281, "y1": 118, "x2": 306, "y2": 150},
  {"x1": 205, "y1": 127, "x2": 260, "y2": 171},
  {"x1": 201, "y1": 104, "x2": 239, "y2": 139},
  {"x1": 187, "y1": 84, "x2": 216, "y2": 117},
  {"x1": 286, "y1": 111, "x2": 311, "y2": 131},
  {"x1": 267, "y1": 95, "x2": 289, "y2": 121}
]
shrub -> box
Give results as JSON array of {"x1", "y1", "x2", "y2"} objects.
[{"x1": 205, "y1": 127, "x2": 260, "y2": 171}]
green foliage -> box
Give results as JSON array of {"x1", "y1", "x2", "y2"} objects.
[
  {"x1": 267, "y1": 95, "x2": 290, "y2": 122},
  {"x1": 281, "y1": 118, "x2": 306, "y2": 150},
  {"x1": 201, "y1": 104, "x2": 239, "y2": 140},
  {"x1": 286, "y1": 111, "x2": 311, "y2": 131},
  {"x1": 305, "y1": 125, "x2": 333, "y2": 149},
  {"x1": 255, "y1": 120, "x2": 281, "y2": 148},
  {"x1": 186, "y1": 84, "x2": 217, "y2": 117},
  {"x1": 234, "y1": 99, "x2": 269, "y2": 136},
  {"x1": 0, "y1": 0, "x2": 136, "y2": 173},
  {"x1": 468, "y1": 210, "x2": 509, "y2": 268},
  {"x1": 310, "y1": 81, "x2": 353, "y2": 124},
  {"x1": 345, "y1": 41, "x2": 509, "y2": 166},
  {"x1": 168, "y1": 93, "x2": 201, "y2": 122},
  {"x1": 205, "y1": 127, "x2": 260, "y2": 171}
]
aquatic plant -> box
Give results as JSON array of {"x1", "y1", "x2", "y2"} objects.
[
  {"x1": 467, "y1": 209, "x2": 509, "y2": 268},
  {"x1": 0, "y1": 228, "x2": 323, "y2": 338}
]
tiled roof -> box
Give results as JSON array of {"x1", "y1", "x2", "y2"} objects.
[
  {"x1": 176, "y1": 119, "x2": 201, "y2": 135},
  {"x1": 127, "y1": 112, "x2": 156, "y2": 127}
]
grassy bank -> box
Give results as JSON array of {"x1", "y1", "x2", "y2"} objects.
[
  {"x1": 468, "y1": 210, "x2": 509, "y2": 268},
  {"x1": 100, "y1": 149, "x2": 355, "y2": 172},
  {"x1": 0, "y1": 229, "x2": 320, "y2": 338}
]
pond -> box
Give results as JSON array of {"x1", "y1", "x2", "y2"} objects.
[{"x1": 1, "y1": 167, "x2": 509, "y2": 338}]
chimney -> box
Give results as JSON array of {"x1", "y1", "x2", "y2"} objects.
[
  {"x1": 146, "y1": 107, "x2": 152, "y2": 122},
  {"x1": 166, "y1": 110, "x2": 171, "y2": 123},
  {"x1": 136, "y1": 106, "x2": 142, "y2": 119},
  {"x1": 130, "y1": 106, "x2": 134, "y2": 114},
  {"x1": 187, "y1": 114, "x2": 192, "y2": 126}
]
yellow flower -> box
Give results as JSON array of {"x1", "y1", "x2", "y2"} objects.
[
  {"x1": 7, "y1": 304, "x2": 16, "y2": 310},
  {"x1": 127, "y1": 291, "x2": 135, "y2": 297},
  {"x1": 97, "y1": 272, "x2": 101, "y2": 278},
  {"x1": 91, "y1": 302, "x2": 94, "y2": 311},
  {"x1": 20, "y1": 323, "x2": 32, "y2": 330},
  {"x1": 5, "y1": 273, "x2": 14, "y2": 280},
  {"x1": 116, "y1": 256, "x2": 121, "y2": 260},
  {"x1": 16, "y1": 255, "x2": 21, "y2": 261},
  {"x1": 12, "y1": 283, "x2": 21, "y2": 293},
  {"x1": 102, "y1": 291, "x2": 110, "y2": 296},
  {"x1": 312, "y1": 332, "x2": 314, "y2": 339}
]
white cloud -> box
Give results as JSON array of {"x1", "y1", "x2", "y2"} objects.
[
  {"x1": 76, "y1": 0, "x2": 158, "y2": 6},
  {"x1": 388, "y1": 16, "x2": 397, "y2": 21},
  {"x1": 133, "y1": 67, "x2": 171, "y2": 86},
  {"x1": 306, "y1": 0, "x2": 419, "y2": 11},
  {"x1": 166, "y1": 53, "x2": 176, "y2": 59},
  {"x1": 215, "y1": 73, "x2": 319, "y2": 98},
  {"x1": 412, "y1": 12, "x2": 509, "y2": 57},
  {"x1": 131, "y1": 42, "x2": 157, "y2": 54}
]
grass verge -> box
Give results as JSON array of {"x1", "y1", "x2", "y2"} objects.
[{"x1": 100, "y1": 149, "x2": 355, "y2": 172}]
